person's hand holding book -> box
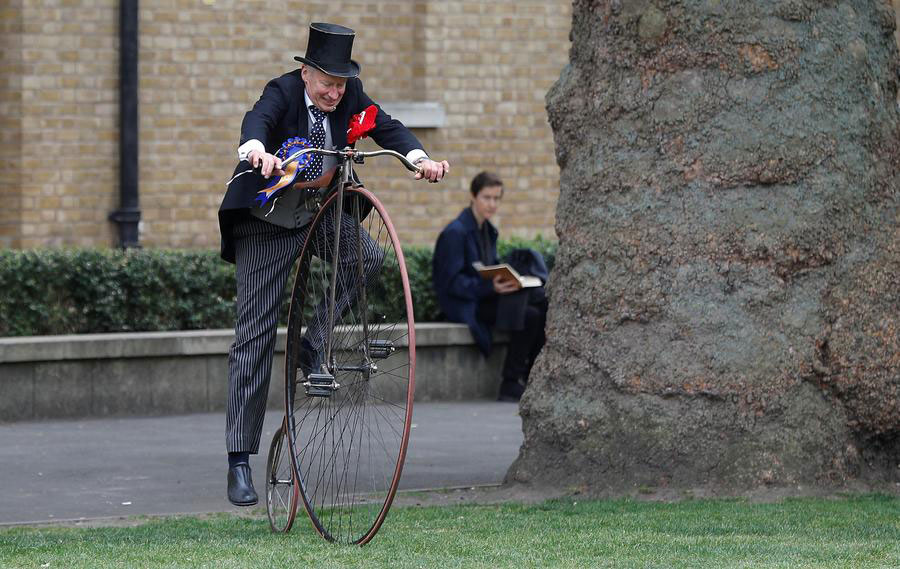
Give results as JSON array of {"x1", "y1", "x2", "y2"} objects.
[
  {"x1": 473, "y1": 261, "x2": 542, "y2": 292},
  {"x1": 493, "y1": 275, "x2": 520, "y2": 295}
]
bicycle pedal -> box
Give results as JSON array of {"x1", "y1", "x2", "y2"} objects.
[
  {"x1": 368, "y1": 339, "x2": 395, "y2": 359},
  {"x1": 304, "y1": 372, "x2": 339, "y2": 397}
]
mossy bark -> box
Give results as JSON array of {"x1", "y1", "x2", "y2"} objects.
[{"x1": 509, "y1": 0, "x2": 900, "y2": 491}]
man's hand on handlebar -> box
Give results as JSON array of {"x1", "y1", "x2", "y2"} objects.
[
  {"x1": 248, "y1": 150, "x2": 285, "y2": 179},
  {"x1": 415, "y1": 158, "x2": 450, "y2": 183}
]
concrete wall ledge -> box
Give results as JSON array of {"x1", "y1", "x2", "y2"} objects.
[
  {"x1": 0, "y1": 330, "x2": 238, "y2": 363},
  {"x1": 0, "y1": 324, "x2": 508, "y2": 422}
]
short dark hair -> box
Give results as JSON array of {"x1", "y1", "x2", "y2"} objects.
[{"x1": 470, "y1": 171, "x2": 503, "y2": 197}]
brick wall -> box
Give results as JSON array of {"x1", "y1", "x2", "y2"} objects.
[
  {"x1": 2, "y1": 0, "x2": 572, "y2": 250},
  {"x1": 11, "y1": 1, "x2": 119, "y2": 248},
  {"x1": 0, "y1": 1, "x2": 23, "y2": 248},
  {"x1": 357, "y1": 0, "x2": 573, "y2": 244}
]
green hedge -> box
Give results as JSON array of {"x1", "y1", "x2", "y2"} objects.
[
  {"x1": 0, "y1": 249, "x2": 235, "y2": 337},
  {"x1": 0, "y1": 237, "x2": 556, "y2": 337}
]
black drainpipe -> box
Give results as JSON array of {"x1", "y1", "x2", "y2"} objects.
[{"x1": 109, "y1": 0, "x2": 141, "y2": 248}]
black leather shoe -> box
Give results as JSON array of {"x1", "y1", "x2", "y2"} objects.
[
  {"x1": 299, "y1": 337, "x2": 322, "y2": 378},
  {"x1": 227, "y1": 463, "x2": 258, "y2": 506}
]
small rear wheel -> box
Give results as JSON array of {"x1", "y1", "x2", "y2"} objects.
[{"x1": 265, "y1": 424, "x2": 299, "y2": 533}]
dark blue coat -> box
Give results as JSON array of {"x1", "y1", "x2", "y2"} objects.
[{"x1": 432, "y1": 208, "x2": 498, "y2": 355}]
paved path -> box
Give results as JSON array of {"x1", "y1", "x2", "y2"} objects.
[{"x1": 0, "y1": 402, "x2": 522, "y2": 525}]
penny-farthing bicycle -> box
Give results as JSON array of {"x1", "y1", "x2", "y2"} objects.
[{"x1": 264, "y1": 145, "x2": 417, "y2": 545}]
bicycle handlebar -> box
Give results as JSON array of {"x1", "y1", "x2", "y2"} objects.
[{"x1": 281, "y1": 147, "x2": 422, "y2": 174}]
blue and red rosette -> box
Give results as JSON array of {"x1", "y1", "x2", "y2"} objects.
[{"x1": 254, "y1": 137, "x2": 313, "y2": 207}]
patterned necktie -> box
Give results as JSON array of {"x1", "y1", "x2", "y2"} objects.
[{"x1": 305, "y1": 105, "x2": 327, "y2": 181}]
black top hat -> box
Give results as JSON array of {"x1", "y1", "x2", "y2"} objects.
[{"x1": 294, "y1": 22, "x2": 361, "y2": 78}]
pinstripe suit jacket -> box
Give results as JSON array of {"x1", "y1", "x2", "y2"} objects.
[{"x1": 217, "y1": 70, "x2": 424, "y2": 263}]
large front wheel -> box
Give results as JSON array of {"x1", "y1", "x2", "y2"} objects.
[{"x1": 284, "y1": 186, "x2": 416, "y2": 545}]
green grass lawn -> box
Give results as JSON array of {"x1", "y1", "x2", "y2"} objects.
[{"x1": 1, "y1": 494, "x2": 898, "y2": 568}]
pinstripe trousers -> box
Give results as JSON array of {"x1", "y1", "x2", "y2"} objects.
[{"x1": 226, "y1": 212, "x2": 383, "y2": 453}]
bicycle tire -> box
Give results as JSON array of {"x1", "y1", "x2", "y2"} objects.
[
  {"x1": 265, "y1": 423, "x2": 299, "y2": 533},
  {"x1": 284, "y1": 185, "x2": 415, "y2": 545}
]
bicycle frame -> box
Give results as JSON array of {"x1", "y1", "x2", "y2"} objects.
[{"x1": 285, "y1": 147, "x2": 421, "y2": 384}]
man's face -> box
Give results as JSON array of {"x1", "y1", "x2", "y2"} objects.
[
  {"x1": 301, "y1": 66, "x2": 347, "y2": 112},
  {"x1": 472, "y1": 184, "x2": 503, "y2": 222}
]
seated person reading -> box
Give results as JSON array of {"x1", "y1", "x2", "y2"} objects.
[{"x1": 432, "y1": 171, "x2": 548, "y2": 401}]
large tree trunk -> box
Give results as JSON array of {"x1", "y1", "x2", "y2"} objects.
[{"x1": 509, "y1": 0, "x2": 900, "y2": 492}]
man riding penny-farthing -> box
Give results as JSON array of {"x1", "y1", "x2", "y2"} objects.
[{"x1": 218, "y1": 22, "x2": 449, "y2": 545}]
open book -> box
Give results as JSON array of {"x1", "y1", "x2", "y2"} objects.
[{"x1": 472, "y1": 262, "x2": 542, "y2": 290}]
